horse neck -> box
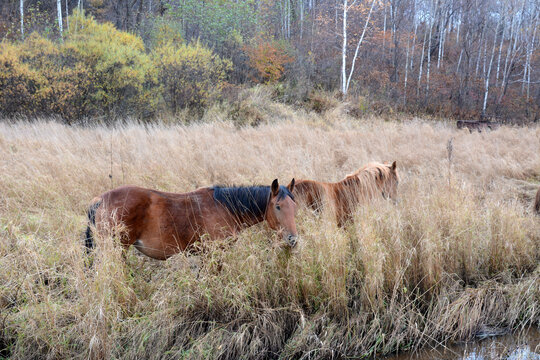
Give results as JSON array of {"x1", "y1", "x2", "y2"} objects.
[
  {"x1": 337, "y1": 170, "x2": 382, "y2": 197},
  {"x1": 222, "y1": 190, "x2": 269, "y2": 228},
  {"x1": 232, "y1": 209, "x2": 267, "y2": 228},
  {"x1": 295, "y1": 180, "x2": 320, "y2": 195}
]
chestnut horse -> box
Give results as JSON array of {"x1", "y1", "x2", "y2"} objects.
[
  {"x1": 535, "y1": 186, "x2": 540, "y2": 214},
  {"x1": 84, "y1": 179, "x2": 297, "y2": 260},
  {"x1": 295, "y1": 161, "x2": 399, "y2": 227}
]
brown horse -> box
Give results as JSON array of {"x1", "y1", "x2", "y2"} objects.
[
  {"x1": 84, "y1": 179, "x2": 297, "y2": 260},
  {"x1": 295, "y1": 161, "x2": 399, "y2": 227},
  {"x1": 535, "y1": 187, "x2": 540, "y2": 214}
]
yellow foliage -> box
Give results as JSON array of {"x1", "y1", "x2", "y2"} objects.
[
  {"x1": 0, "y1": 12, "x2": 157, "y2": 121},
  {"x1": 152, "y1": 40, "x2": 232, "y2": 112},
  {"x1": 0, "y1": 38, "x2": 48, "y2": 116},
  {"x1": 244, "y1": 38, "x2": 293, "y2": 83},
  {"x1": 152, "y1": 22, "x2": 184, "y2": 48},
  {"x1": 0, "y1": 12, "x2": 232, "y2": 121}
]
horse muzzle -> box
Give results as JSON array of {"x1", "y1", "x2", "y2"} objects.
[{"x1": 286, "y1": 234, "x2": 298, "y2": 248}]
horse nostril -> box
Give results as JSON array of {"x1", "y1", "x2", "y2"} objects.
[{"x1": 287, "y1": 235, "x2": 298, "y2": 247}]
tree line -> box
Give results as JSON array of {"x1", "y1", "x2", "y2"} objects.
[{"x1": 1, "y1": 0, "x2": 538, "y2": 122}]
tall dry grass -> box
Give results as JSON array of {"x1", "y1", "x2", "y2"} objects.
[{"x1": 1, "y1": 103, "x2": 540, "y2": 359}]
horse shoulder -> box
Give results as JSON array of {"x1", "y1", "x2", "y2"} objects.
[{"x1": 197, "y1": 187, "x2": 240, "y2": 239}]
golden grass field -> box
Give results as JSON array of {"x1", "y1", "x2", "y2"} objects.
[{"x1": 1, "y1": 100, "x2": 540, "y2": 359}]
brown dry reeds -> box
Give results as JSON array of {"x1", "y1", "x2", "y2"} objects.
[{"x1": 1, "y1": 107, "x2": 539, "y2": 359}]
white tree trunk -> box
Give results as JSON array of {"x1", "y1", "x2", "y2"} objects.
[
  {"x1": 57, "y1": 0, "x2": 63, "y2": 37},
  {"x1": 482, "y1": 35, "x2": 488, "y2": 77},
  {"x1": 280, "y1": 1, "x2": 284, "y2": 37},
  {"x1": 345, "y1": 0, "x2": 377, "y2": 92},
  {"x1": 20, "y1": 0, "x2": 24, "y2": 37},
  {"x1": 300, "y1": 0, "x2": 304, "y2": 39},
  {"x1": 417, "y1": 24, "x2": 428, "y2": 96},
  {"x1": 475, "y1": 24, "x2": 485, "y2": 77},
  {"x1": 437, "y1": 12, "x2": 444, "y2": 68},
  {"x1": 502, "y1": 15, "x2": 516, "y2": 90},
  {"x1": 502, "y1": 13, "x2": 520, "y2": 96},
  {"x1": 404, "y1": 30, "x2": 412, "y2": 104},
  {"x1": 482, "y1": 19, "x2": 500, "y2": 117},
  {"x1": 456, "y1": 12, "x2": 460, "y2": 44},
  {"x1": 341, "y1": 0, "x2": 347, "y2": 94},
  {"x1": 287, "y1": 0, "x2": 291, "y2": 38},
  {"x1": 65, "y1": 0, "x2": 69, "y2": 31},
  {"x1": 495, "y1": 17, "x2": 507, "y2": 86},
  {"x1": 426, "y1": 16, "x2": 434, "y2": 96},
  {"x1": 410, "y1": 10, "x2": 418, "y2": 71},
  {"x1": 404, "y1": 0, "x2": 417, "y2": 105},
  {"x1": 440, "y1": 21, "x2": 447, "y2": 66},
  {"x1": 456, "y1": 48, "x2": 463, "y2": 74},
  {"x1": 383, "y1": 6, "x2": 387, "y2": 58},
  {"x1": 524, "y1": 13, "x2": 537, "y2": 99}
]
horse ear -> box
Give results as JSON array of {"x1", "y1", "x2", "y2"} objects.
[
  {"x1": 287, "y1": 178, "x2": 295, "y2": 193},
  {"x1": 391, "y1": 161, "x2": 397, "y2": 171},
  {"x1": 271, "y1": 179, "x2": 279, "y2": 197}
]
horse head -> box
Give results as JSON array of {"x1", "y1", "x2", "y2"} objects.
[
  {"x1": 265, "y1": 179, "x2": 298, "y2": 248},
  {"x1": 380, "y1": 161, "x2": 399, "y2": 203}
]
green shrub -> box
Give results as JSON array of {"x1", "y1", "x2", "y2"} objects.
[
  {"x1": 0, "y1": 12, "x2": 157, "y2": 122},
  {"x1": 64, "y1": 11, "x2": 157, "y2": 119},
  {"x1": 0, "y1": 37, "x2": 49, "y2": 116},
  {"x1": 152, "y1": 40, "x2": 232, "y2": 113},
  {"x1": 0, "y1": 12, "x2": 236, "y2": 121}
]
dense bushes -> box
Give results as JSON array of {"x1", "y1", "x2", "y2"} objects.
[
  {"x1": 244, "y1": 38, "x2": 293, "y2": 83},
  {"x1": 0, "y1": 40, "x2": 46, "y2": 116},
  {"x1": 153, "y1": 40, "x2": 231, "y2": 112},
  {"x1": 0, "y1": 12, "x2": 231, "y2": 122},
  {"x1": 62, "y1": 14, "x2": 155, "y2": 118}
]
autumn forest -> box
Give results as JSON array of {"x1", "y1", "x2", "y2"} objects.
[{"x1": 0, "y1": 0, "x2": 538, "y2": 123}]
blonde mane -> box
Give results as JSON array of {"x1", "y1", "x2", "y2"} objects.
[
  {"x1": 344, "y1": 162, "x2": 398, "y2": 190},
  {"x1": 295, "y1": 161, "x2": 399, "y2": 227}
]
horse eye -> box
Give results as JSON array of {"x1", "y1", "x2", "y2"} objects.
[{"x1": 276, "y1": 205, "x2": 281, "y2": 211}]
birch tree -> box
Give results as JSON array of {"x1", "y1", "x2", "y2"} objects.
[
  {"x1": 341, "y1": 0, "x2": 348, "y2": 94},
  {"x1": 495, "y1": 13, "x2": 508, "y2": 86},
  {"x1": 65, "y1": 0, "x2": 69, "y2": 31},
  {"x1": 20, "y1": 0, "x2": 24, "y2": 38},
  {"x1": 403, "y1": 0, "x2": 416, "y2": 104},
  {"x1": 341, "y1": 0, "x2": 377, "y2": 95},
  {"x1": 482, "y1": 17, "x2": 501, "y2": 117},
  {"x1": 526, "y1": 12, "x2": 538, "y2": 100},
  {"x1": 425, "y1": 10, "x2": 433, "y2": 97},
  {"x1": 522, "y1": 10, "x2": 538, "y2": 96},
  {"x1": 417, "y1": 21, "x2": 428, "y2": 96},
  {"x1": 57, "y1": 0, "x2": 63, "y2": 37}
]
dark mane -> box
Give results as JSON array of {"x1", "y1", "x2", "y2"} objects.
[{"x1": 212, "y1": 185, "x2": 294, "y2": 219}]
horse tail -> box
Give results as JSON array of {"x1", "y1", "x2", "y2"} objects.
[{"x1": 84, "y1": 199, "x2": 102, "y2": 253}]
